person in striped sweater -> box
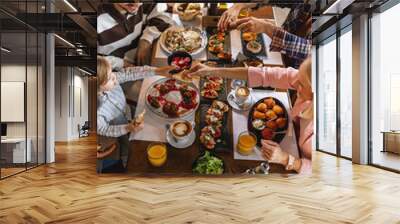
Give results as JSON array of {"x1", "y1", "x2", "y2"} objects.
[
  {"x1": 97, "y1": 3, "x2": 173, "y2": 69},
  {"x1": 97, "y1": 56, "x2": 173, "y2": 170}
]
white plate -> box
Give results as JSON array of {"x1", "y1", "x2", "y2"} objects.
[
  {"x1": 227, "y1": 91, "x2": 254, "y2": 111},
  {"x1": 166, "y1": 129, "x2": 196, "y2": 149},
  {"x1": 145, "y1": 78, "x2": 200, "y2": 121},
  {"x1": 160, "y1": 26, "x2": 207, "y2": 56}
]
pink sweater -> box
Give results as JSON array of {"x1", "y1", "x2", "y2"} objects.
[{"x1": 248, "y1": 67, "x2": 313, "y2": 174}]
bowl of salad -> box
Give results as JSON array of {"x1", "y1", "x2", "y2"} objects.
[{"x1": 192, "y1": 151, "x2": 224, "y2": 175}]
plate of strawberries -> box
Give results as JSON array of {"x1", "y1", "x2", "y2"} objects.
[
  {"x1": 145, "y1": 78, "x2": 199, "y2": 120},
  {"x1": 247, "y1": 97, "x2": 289, "y2": 147}
]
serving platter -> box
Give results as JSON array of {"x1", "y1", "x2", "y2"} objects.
[
  {"x1": 160, "y1": 26, "x2": 208, "y2": 56},
  {"x1": 145, "y1": 78, "x2": 200, "y2": 120},
  {"x1": 247, "y1": 97, "x2": 289, "y2": 147},
  {"x1": 199, "y1": 76, "x2": 228, "y2": 104},
  {"x1": 198, "y1": 101, "x2": 231, "y2": 153},
  {"x1": 205, "y1": 27, "x2": 231, "y2": 62}
]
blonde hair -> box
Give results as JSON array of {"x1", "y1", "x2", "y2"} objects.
[{"x1": 97, "y1": 56, "x2": 111, "y2": 89}]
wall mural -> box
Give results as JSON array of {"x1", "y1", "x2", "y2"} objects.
[{"x1": 96, "y1": 3, "x2": 313, "y2": 175}]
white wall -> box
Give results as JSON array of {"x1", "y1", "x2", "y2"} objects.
[
  {"x1": 54, "y1": 67, "x2": 89, "y2": 141},
  {"x1": 1, "y1": 64, "x2": 46, "y2": 164}
]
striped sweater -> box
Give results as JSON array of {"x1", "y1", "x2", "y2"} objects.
[
  {"x1": 97, "y1": 66, "x2": 155, "y2": 137},
  {"x1": 97, "y1": 4, "x2": 172, "y2": 69}
]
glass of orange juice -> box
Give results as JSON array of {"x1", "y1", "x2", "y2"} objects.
[
  {"x1": 237, "y1": 131, "x2": 257, "y2": 155},
  {"x1": 238, "y1": 8, "x2": 250, "y2": 18},
  {"x1": 147, "y1": 143, "x2": 167, "y2": 167}
]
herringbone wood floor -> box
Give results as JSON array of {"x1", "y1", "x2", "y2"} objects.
[{"x1": 0, "y1": 135, "x2": 399, "y2": 224}]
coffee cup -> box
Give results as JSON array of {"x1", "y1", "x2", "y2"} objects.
[
  {"x1": 170, "y1": 120, "x2": 194, "y2": 142},
  {"x1": 234, "y1": 86, "x2": 250, "y2": 105}
]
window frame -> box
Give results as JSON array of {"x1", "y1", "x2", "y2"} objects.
[
  {"x1": 367, "y1": 0, "x2": 400, "y2": 173},
  {"x1": 0, "y1": 1, "x2": 48, "y2": 180},
  {"x1": 315, "y1": 23, "x2": 353, "y2": 161}
]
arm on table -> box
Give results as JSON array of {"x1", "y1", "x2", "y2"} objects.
[
  {"x1": 104, "y1": 56, "x2": 124, "y2": 71},
  {"x1": 140, "y1": 4, "x2": 172, "y2": 44},
  {"x1": 114, "y1": 66, "x2": 156, "y2": 84},
  {"x1": 187, "y1": 64, "x2": 249, "y2": 80},
  {"x1": 248, "y1": 66, "x2": 299, "y2": 90},
  {"x1": 97, "y1": 115, "x2": 129, "y2": 138},
  {"x1": 270, "y1": 28, "x2": 311, "y2": 62}
]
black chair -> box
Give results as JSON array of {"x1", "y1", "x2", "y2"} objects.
[{"x1": 78, "y1": 121, "x2": 90, "y2": 138}]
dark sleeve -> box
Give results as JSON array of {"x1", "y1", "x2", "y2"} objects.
[{"x1": 140, "y1": 3, "x2": 173, "y2": 43}]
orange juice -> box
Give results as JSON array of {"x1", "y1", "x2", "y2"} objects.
[
  {"x1": 147, "y1": 143, "x2": 167, "y2": 167},
  {"x1": 238, "y1": 9, "x2": 250, "y2": 18},
  {"x1": 237, "y1": 132, "x2": 257, "y2": 155}
]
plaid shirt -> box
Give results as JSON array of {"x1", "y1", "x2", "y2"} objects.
[
  {"x1": 97, "y1": 66, "x2": 155, "y2": 137},
  {"x1": 282, "y1": 3, "x2": 312, "y2": 39},
  {"x1": 270, "y1": 28, "x2": 311, "y2": 68}
]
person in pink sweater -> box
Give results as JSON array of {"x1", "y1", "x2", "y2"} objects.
[{"x1": 186, "y1": 58, "x2": 313, "y2": 174}]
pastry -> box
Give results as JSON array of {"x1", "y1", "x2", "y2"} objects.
[
  {"x1": 253, "y1": 111, "x2": 266, "y2": 119},
  {"x1": 265, "y1": 110, "x2": 277, "y2": 120},
  {"x1": 264, "y1": 98, "x2": 276, "y2": 108},
  {"x1": 272, "y1": 105, "x2": 284, "y2": 115},
  {"x1": 276, "y1": 118, "x2": 287, "y2": 129},
  {"x1": 256, "y1": 103, "x2": 267, "y2": 113},
  {"x1": 242, "y1": 32, "x2": 257, "y2": 42}
]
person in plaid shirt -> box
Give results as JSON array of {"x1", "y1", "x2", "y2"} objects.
[
  {"x1": 231, "y1": 16, "x2": 311, "y2": 68},
  {"x1": 218, "y1": 2, "x2": 312, "y2": 68}
]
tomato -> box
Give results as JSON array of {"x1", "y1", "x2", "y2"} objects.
[{"x1": 261, "y1": 128, "x2": 274, "y2": 140}]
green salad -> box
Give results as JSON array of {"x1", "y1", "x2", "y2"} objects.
[{"x1": 193, "y1": 151, "x2": 224, "y2": 175}]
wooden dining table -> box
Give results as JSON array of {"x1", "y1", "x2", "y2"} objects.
[
  {"x1": 126, "y1": 5, "x2": 294, "y2": 175},
  {"x1": 127, "y1": 81, "x2": 295, "y2": 175}
]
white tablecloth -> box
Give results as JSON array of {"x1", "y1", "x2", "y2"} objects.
[
  {"x1": 130, "y1": 76, "x2": 200, "y2": 142},
  {"x1": 233, "y1": 90, "x2": 299, "y2": 161}
]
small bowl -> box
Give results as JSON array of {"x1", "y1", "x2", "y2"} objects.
[
  {"x1": 167, "y1": 51, "x2": 193, "y2": 74},
  {"x1": 192, "y1": 151, "x2": 225, "y2": 175}
]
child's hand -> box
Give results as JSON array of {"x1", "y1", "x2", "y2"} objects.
[
  {"x1": 126, "y1": 121, "x2": 144, "y2": 133},
  {"x1": 155, "y1": 66, "x2": 176, "y2": 77},
  {"x1": 185, "y1": 63, "x2": 212, "y2": 78}
]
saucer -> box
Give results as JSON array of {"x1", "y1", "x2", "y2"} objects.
[
  {"x1": 166, "y1": 129, "x2": 196, "y2": 149},
  {"x1": 227, "y1": 91, "x2": 253, "y2": 111}
]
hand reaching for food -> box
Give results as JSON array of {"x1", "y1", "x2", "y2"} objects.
[
  {"x1": 260, "y1": 140, "x2": 289, "y2": 166},
  {"x1": 155, "y1": 66, "x2": 176, "y2": 77},
  {"x1": 231, "y1": 17, "x2": 276, "y2": 37},
  {"x1": 218, "y1": 4, "x2": 242, "y2": 31},
  {"x1": 185, "y1": 63, "x2": 212, "y2": 78}
]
